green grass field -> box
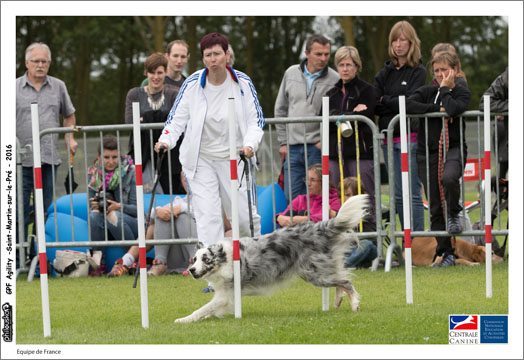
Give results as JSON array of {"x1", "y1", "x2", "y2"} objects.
[{"x1": 16, "y1": 261, "x2": 508, "y2": 345}]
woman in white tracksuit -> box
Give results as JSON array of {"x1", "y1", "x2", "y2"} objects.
[{"x1": 155, "y1": 32, "x2": 264, "y2": 246}]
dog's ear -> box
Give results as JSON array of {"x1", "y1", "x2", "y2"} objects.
[
  {"x1": 208, "y1": 243, "x2": 225, "y2": 259},
  {"x1": 214, "y1": 243, "x2": 228, "y2": 263}
]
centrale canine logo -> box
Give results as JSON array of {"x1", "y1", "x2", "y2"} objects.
[{"x1": 449, "y1": 315, "x2": 478, "y2": 330}]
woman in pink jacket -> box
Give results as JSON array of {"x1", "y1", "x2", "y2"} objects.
[{"x1": 276, "y1": 163, "x2": 341, "y2": 226}]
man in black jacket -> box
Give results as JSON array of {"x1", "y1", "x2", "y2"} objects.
[{"x1": 479, "y1": 67, "x2": 508, "y2": 179}]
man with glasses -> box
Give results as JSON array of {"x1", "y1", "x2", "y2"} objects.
[{"x1": 16, "y1": 42, "x2": 77, "y2": 252}]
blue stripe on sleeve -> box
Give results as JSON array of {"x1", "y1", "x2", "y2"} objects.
[
  {"x1": 165, "y1": 73, "x2": 199, "y2": 126},
  {"x1": 237, "y1": 72, "x2": 265, "y2": 129}
]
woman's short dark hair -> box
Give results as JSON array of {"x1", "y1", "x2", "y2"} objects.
[
  {"x1": 144, "y1": 52, "x2": 168, "y2": 75},
  {"x1": 200, "y1": 32, "x2": 229, "y2": 56},
  {"x1": 98, "y1": 135, "x2": 118, "y2": 156}
]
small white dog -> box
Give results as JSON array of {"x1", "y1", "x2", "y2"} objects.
[{"x1": 175, "y1": 194, "x2": 368, "y2": 323}]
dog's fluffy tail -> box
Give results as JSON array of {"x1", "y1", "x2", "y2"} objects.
[{"x1": 335, "y1": 194, "x2": 368, "y2": 231}]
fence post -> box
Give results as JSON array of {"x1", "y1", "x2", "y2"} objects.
[
  {"x1": 321, "y1": 97, "x2": 330, "y2": 310},
  {"x1": 132, "y1": 102, "x2": 149, "y2": 328},
  {"x1": 399, "y1": 96, "x2": 413, "y2": 304},
  {"x1": 229, "y1": 98, "x2": 242, "y2": 318},
  {"x1": 31, "y1": 103, "x2": 52, "y2": 337},
  {"x1": 483, "y1": 95, "x2": 492, "y2": 298}
]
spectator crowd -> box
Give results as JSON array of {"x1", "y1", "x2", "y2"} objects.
[{"x1": 16, "y1": 20, "x2": 508, "y2": 278}]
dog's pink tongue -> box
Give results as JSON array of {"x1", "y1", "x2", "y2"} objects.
[{"x1": 182, "y1": 271, "x2": 189, "y2": 277}]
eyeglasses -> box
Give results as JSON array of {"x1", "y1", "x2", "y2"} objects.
[
  {"x1": 337, "y1": 62, "x2": 358, "y2": 69},
  {"x1": 29, "y1": 59, "x2": 50, "y2": 65},
  {"x1": 304, "y1": 177, "x2": 321, "y2": 184}
]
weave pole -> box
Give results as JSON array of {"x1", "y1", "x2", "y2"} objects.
[
  {"x1": 31, "y1": 103, "x2": 52, "y2": 337},
  {"x1": 321, "y1": 97, "x2": 330, "y2": 311},
  {"x1": 228, "y1": 98, "x2": 242, "y2": 318},
  {"x1": 132, "y1": 102, "x2": 149, "y2": 328},
  {"x1": 399, "y1": 96, "x2": 413, "y2": 304},
  {"x1": 483, "y1": 95, "x2": 492, "y2": 298}
]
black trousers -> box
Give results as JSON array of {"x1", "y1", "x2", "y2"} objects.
[{"x1": 417, "y1": 146, "x2": 466, "y2": 256}]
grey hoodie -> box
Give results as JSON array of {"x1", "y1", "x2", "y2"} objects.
[{"x1": 274, "y1": 60, "x2": 339, "y2": 146}]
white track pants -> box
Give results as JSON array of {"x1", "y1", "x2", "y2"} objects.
[{"x1": 186, "y1": 156, "x2": 260, "y2": 245}]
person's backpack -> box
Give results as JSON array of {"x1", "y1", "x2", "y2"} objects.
[{"x1": 53, "y1": 250, "x2": 101, "y2": 277}]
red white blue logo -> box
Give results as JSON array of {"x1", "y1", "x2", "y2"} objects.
[{"x1": 449, "y1": 315, "x2": 478, "y2": 330}]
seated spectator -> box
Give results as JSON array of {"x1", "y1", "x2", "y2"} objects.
[
  {"x1": 341, "y1": 177, "x2": 378, "y2": 269},
  {"x1": 108, "y1": 174, "x2": 232, "y2": 278},
  {"x1": 406, "y1": 50, "x2": 471, "y2": 268},
  {"x1": 88, "y1": 135, "x2": 138, "y2": 275},
  {"x1": 276, "y1": 163, "x2": 341, "y2": 227}
]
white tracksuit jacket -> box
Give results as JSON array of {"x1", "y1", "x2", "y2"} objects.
[{"x1": 159, "y1": 65, "x2": 265, "y2": 179}]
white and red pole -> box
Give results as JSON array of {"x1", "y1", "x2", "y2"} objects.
[
  {"x1": 132, "y1": 102, "x2": 149, "y2": 328},
  {"x1": 228, "y1": 98, "x2": 242, "y2": 318},
  {"x1": 399, "y1": 96, "x2": 413, "y2": 304},
  {"x1": 321, "y1": 97, "x2": 330, "y2": 311},
  {"x1": 483, "y1": 95, "x2": 492, "y2": 298},
  {"x1": 31, "y1": 103, "x2": 52, "y2": 337}
]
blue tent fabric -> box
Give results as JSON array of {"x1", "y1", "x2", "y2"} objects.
[
  {"x1": 47, "y1": 193, "x2": 89, "y2": 221},
  {"x1": 256, "y1": 183, "x2": 287, "y2": 235}
]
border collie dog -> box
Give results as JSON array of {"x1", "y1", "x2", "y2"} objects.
[{"x1": 175, "y1": 194, "x2": 368, "y2": 323}]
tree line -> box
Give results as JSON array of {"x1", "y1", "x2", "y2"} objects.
[{"x1": 16, "y1": 16, "x2": 508, "y2": 127}]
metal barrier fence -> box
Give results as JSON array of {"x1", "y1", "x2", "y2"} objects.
[
  {"x1": 17, "y1": 111, "x2": 508, "y2": 279},
  {"x1": 385, "y1": 110, "x2": 508, "y2": 266},
  {"x1": 18, "y1": 123, "x2": 199, "y2": 280},
  {"x1": 261, "y1": 115, "x2": 385, "y2": 252}
]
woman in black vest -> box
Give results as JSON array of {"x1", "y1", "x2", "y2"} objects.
[
  {"x1": 325, "y1": 46, "x2": 376, "y2": 204},
  {"x1": 125, "y1": 53, "x2": 185, "y2": 195}
]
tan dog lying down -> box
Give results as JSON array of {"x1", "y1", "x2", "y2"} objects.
[{"x1": 408, "y1": 237, "x2": 505, "y2": 267}]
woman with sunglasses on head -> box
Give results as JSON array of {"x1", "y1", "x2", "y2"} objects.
[{"x1": 406, "y1": 51, "x2": 471, "y2": 267}]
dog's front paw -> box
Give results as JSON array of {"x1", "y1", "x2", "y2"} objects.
[
  {"x1": 351, "y1": 301, "x2": 360, "y2": 313},
  {"x1": 174, "y1": 315, "x2": 195, "y2": 324}
]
